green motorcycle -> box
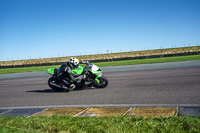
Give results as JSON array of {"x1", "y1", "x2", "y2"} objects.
[{"x1": 45, "y1": 62, "x2": 108, "y2": 91}]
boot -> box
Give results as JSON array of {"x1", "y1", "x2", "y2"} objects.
[
  {"x1": 69, "y1": 84, "x2": 76, "y2": 91},
  {"x1": 61, "y1": 84, "x2": 69, "y2": 92}
]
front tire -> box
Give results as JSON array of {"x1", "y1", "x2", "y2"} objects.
[
  {"x1": 48, "y1": 77, "x2": 64, "y2": 91},
  {"x1": 93, "y1": 76, "x2": 108, "y2": 88}
]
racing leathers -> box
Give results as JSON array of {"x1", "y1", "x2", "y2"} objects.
[{"x1": 57, "y1": 61, "x2": 88, "y2": 90}]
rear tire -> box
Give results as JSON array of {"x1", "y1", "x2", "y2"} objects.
[
  {"x1": 48, "y1": 77, "x2": 64, "y2": 92},
  {"x1": 93, "y1": 76, "x2": 108, "y2": 88}
]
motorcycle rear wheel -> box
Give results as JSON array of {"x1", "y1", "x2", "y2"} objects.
[
  {"x1": 93, "y1": 76, "x2": 108, "y2": 88},
  {"x1": 48, "y1": 77, "x2": 65, "y2": 91}
]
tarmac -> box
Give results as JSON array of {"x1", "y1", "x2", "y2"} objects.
[{"x1": 1, "y1": 60, "x2": 200, "y2": 118}]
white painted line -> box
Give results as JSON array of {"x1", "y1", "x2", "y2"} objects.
[
  {"x1": 0, "y1": 109, "x2": 13, "y2": 115},
  {"x1": 73, "y1": 107, "x2": 90, "y2": 117},
  {"x1": 0, "y1": 104, "x2": 200, "y2": 110},
  {"x1": 123, "y1": 107, "x2": 132, "y2": 116}
]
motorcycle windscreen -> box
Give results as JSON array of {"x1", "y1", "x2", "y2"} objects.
[{"x1": 91, "y1": 64, "x2": 102, "y2": 74}]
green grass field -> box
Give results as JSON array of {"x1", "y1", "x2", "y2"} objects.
[
  {"x1": 0, "y1": 116, "x2": 199, "y2": 133},
  {"x1": 0, "y1": 54, "x2": 200, "y2": 74}
]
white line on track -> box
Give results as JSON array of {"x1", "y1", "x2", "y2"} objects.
[{"x1": 1, "y1": 104, "x2": 200, "y2": 110}]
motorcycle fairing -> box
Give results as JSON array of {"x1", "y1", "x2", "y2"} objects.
[
  {"x1": 45, "y1": 63, "x2": 104, "y2": 84},
  {"x1": 45, "y1": 68, "x2": 55, "y2": 75},
  {"x1": 72, "y1": 65, "x2": 84, "y2": 76},
  {"x1": 90, "y1": 64, "x2": 102, "y2": 83}
]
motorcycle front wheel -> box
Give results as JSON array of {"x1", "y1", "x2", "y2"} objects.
[{"x1": 93, "y1": 76, "x2": 108, "y2": 88}]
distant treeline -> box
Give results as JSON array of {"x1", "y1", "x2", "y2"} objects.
[{"x1": 1, "y1": 51, "x2": 199, "y2": 69}]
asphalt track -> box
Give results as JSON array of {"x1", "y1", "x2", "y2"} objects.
[{"x1": 0, "y1": 60, "x2": 200, "y2": 116}]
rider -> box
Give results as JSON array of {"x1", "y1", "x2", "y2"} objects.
[{"x1": 57, "y1": 57, "x2": 88, "y2": 91}]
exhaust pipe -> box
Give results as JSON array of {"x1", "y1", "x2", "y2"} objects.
[
  {"x1": 49, "y1": 82, "x2": 62, "y2": 88},
  {"x1": 63, "y1": 79, "x2": 70, "y2": 85}
]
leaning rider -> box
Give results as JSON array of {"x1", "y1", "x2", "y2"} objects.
[{"x1": 57, "y1": 57, "x2": 88, "y2": 91}]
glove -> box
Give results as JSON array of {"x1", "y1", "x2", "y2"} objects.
[
  {"x1": 77, "y1": 75, "x2": 85, "y2": 80},
  {"x1": 78, "y1": 76, "x2": 82, "y2": 80},
  {"x1": 82, "y1": 60, "x2": 89, "y2": 64},
  {"x1": 78, "y1": 75, "x2": 86, "y2": 80},
  {"x1": 82, "y1": 74, "x2": 86, "y2": 79}
]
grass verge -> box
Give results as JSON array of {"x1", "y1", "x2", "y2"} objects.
[
  {"x1": 0, "y1": 54, "x2": 200, "y2": 74},
  {"x1": 0, "y1": 116, "x2": 199, "y2": 133}
]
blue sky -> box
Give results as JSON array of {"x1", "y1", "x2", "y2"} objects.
[{"x1": 0, "y1": 0, "x2": 200, "y2": 61}]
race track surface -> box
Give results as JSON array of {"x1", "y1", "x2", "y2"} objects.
[{"x1": 0, "y1": 60, "x2": 200, "y2": 109}]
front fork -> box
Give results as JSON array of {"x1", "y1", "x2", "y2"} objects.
[{"x1": 94, "y1": 73, "x2": 102, "y2": 84}]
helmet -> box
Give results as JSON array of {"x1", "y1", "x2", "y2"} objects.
[{"x1": 69, "y1": 57, "x2": 79, "y2": 69}]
